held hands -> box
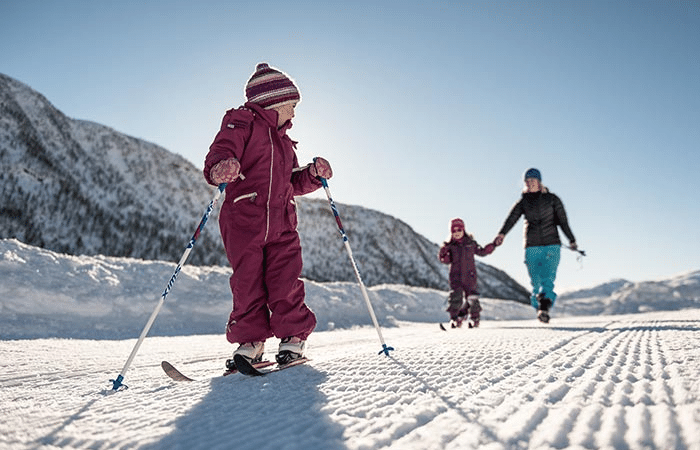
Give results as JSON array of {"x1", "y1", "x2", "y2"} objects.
[
  {"x1": 494, "y1": 234, "x2": 505, "y2": 246},
  {"x1": 309, "y1": 157, "x2": 333, "y2": 179},
  {"x1": 210, "y1": 158, "x2": 241, "y2": 184}
]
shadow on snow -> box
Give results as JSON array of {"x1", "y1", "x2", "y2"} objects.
[{"x1": 140, "y1": 364, "x2": 347, "y2": 450}]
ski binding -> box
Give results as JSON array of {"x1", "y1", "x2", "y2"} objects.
[{"x1": 233, "y1": 354, "x2": 309, "y2": 377}]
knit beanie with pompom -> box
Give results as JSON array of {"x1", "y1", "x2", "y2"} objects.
[{"x1": 245, "y1": 63, "x2": 300, "y2": 110}]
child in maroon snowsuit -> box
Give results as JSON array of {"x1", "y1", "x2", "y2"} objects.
[
  {"x1": 438, "y1": 218, "x2": 496, "y2": 328},
  {"x1": 203, "y1": 63, "x2": 333, "y2": 366}
]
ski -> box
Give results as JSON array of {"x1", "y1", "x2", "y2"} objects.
[
  {"x1": 233, "y1": 354, "x2": 309, "y2": 377},
  {"x1": 161, "y1": 361, "x2": 196, "y2": 381},
  {"x1": 160, "y1": 360, "x2": 275, "y2": 382},
  {"x1": 440, "y1": 320, "x2": 478, "y2": 331}
]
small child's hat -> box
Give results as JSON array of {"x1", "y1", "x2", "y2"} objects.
[
  {"x1": 451, "y1": 218, "x2": 465, "y2": 231},
  {"x1": 245, "y1": 63, "x2": 300, "y2": 110}
]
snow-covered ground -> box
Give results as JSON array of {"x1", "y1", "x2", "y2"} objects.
[{"x1": 1, "y1": 239, "x2": 699, "y2": 449}]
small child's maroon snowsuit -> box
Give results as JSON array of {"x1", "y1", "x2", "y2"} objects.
[
  {"x1": 204, "y1": 102, "x2": 322, "y2": 344},
  {"x1": 438, "y1": 235, "x2": 495, "y2": 324}
]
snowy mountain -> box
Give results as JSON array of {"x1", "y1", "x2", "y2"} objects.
[
  {"x1": 296, "y1": 199, "x2": 528, "y2": 300},
  {"x1": 560, "y1": 278, "x2": 631, "y2": 299},
  {"x1": 557, "y1": 271, "x2": 700, "y2": 316},
  {"x1": 0, "y1": 72, "x2": 528, "y2": 299},
  {"x1": 0, "y1": 73, "x2": 220, "y2": 265}
]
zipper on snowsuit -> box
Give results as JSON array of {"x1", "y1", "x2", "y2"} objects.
[{"x1": 265, "y1": 127, "x2": 274, "y2": 242}]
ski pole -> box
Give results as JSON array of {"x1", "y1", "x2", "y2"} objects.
[
  {"x1": 318, "y1": 176, "x2": 394, "y2": 357},
  {"x1": 109, "y1": 183, "x2": 228, "y2": 391},
  {"x1": 565, "y1": 245, "x2": 586, "y2": 261},
  {"x1": 566, "y1": 246, "x2": 586, "y2": 257},
  {"x1": 565, "y1": 245, "x2": 586, "y2": 270}
]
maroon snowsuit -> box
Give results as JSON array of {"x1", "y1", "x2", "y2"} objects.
[
  {"x1": 438, "y1": 235, "x2": 495, "y2": 321},
  {"x1": 204, "y1": 103, "x2": 322, "y2": 344}
]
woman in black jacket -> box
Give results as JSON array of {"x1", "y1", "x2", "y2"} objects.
[{"x1": 494, "y1": 168, "x2": 577, "y2": 323}]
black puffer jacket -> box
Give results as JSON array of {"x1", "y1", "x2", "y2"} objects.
[{"x1": 499, "y1": 191, "x2": 575, "y2": 248}]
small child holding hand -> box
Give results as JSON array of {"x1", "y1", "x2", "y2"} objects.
[{"x1": 438, "y1": 218, "x2": 496, "y2": 328}]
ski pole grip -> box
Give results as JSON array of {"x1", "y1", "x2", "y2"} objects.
[{"x1": 312, "y1": 157, "x2": 329, "y2": 187}]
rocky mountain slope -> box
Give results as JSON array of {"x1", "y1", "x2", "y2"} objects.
[{"x1": 0, "y1": 73, "x2": 528, "y2": 300}]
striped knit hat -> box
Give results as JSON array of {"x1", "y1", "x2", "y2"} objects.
[{"x1": 245, "y1": 63, "x2": 300, "y2": 110}]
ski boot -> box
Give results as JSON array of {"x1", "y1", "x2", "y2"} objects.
[
  {"x1": 276, "y1": 337, "x2": 305, "y2": 365},
  {"x1": 226, "y1": 342, "x2": 265, "y2": 370},
  {"x1": 537, "y1": 294, "x2": 552, "y2": 323},
  {"x1": 467, "y1": 296, "x2": 481, "y2": 328},
  {"x1": 451, "y1": 314, "x2": 466, "y2": 328}
]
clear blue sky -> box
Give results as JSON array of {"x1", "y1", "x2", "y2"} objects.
[{"x1": 2, "y1": 0, "x2": 699, "y2": 293}]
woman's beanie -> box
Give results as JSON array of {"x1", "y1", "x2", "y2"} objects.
[
  {"x1": 451, "y1": 218, "x2": 465, "y2": 231},
  {"x1": 245, "y1": 63, "x2": 300, "y2": 110},
  {"x1": 524, "y1": 168, "x2": 542, "y2": 181}
]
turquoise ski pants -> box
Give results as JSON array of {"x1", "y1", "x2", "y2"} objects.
[{"x1": 525, "y1": 244, "x2": 561, "y2": 309}]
